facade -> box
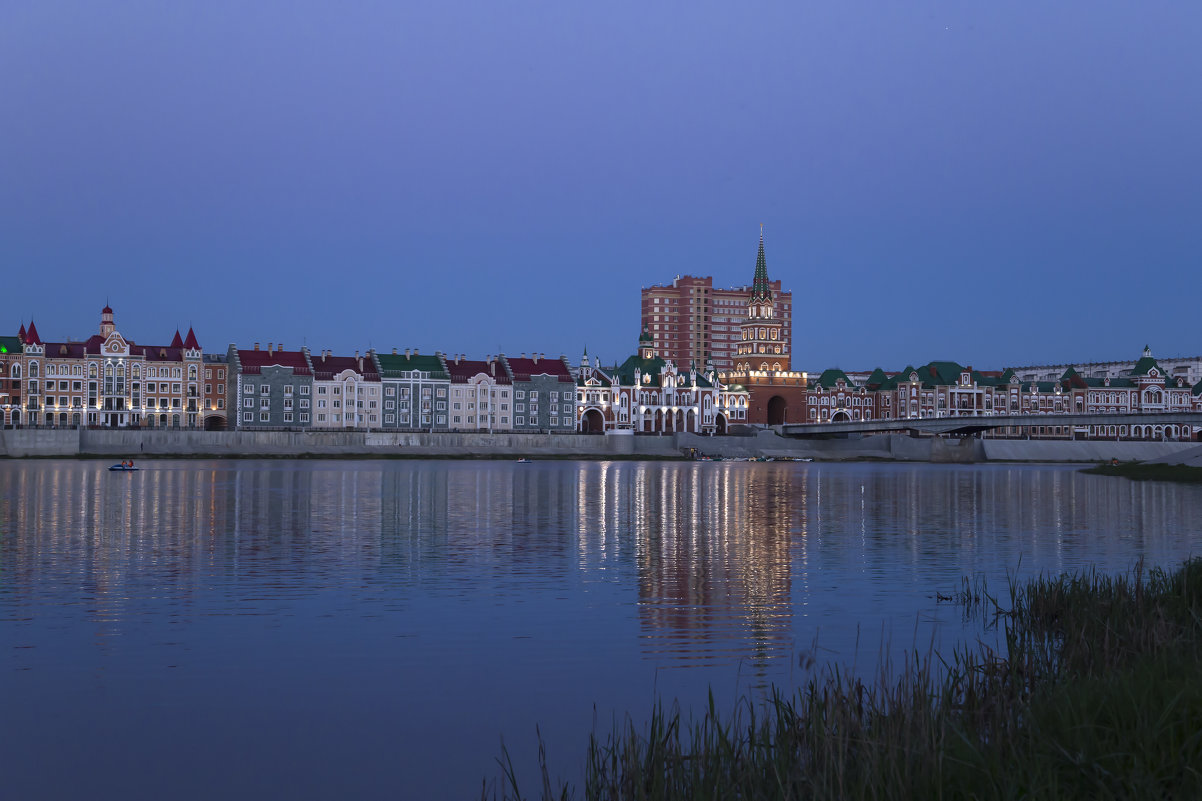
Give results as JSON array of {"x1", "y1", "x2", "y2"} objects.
[
  {"x1": 798, "y1": 347, "x2": 1202, "y2": 441},
  {"x1": 374, "y1": 349, "x2": 450, "y2": 430},
  {"x1": 640, "y1": 252, "x2": 793, "y2": 372},
  {"x1": 1009, "y1": 354, "x2": 1202, "y2": 387},
  {"x1": 228, "y1": 343, "x2": 314, "y2": 429},
  {"x1": 574, "y1": 330, "x2": 746, "y2": 435},
  {"x1": 720, "y1": 230, "x2": 810, "y2": 424},
  {"x1": 309, "y1": 350, "x2": 383, "y2": 429},
  {"x1": 446, "y1": 356, "x2": 512, "y2": 431},
  {"x1": 503, "y1": 354, "x2": 576, "y2": 432},
  {"x1": 0, "y1": 333, "x2": 23, "y2": 427},
  {"x1": 202, "y1": 353, "x2": 230, "y2": 430},
  {"x1": 2, "y1": 307, "x2": 207, "y2": 429}
]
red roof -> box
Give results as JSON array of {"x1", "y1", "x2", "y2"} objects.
[
  {"x1": 447, "y1": 359, "x2": 510, "y2": 384},
  {"x1": 170, "y1": 330, "x2": 184, "y2": 348},
  {"x1": 237, "y1": 348, "x2": 312, "y2": 374},
  {"x1": 310, "y1": 352, "x2": 381, "y2": 381},
  {"x1": 504, "y1": 356, "x2": 573, "y2": 383},
  {"x1": 183, "y1": 327, "x2": 200, "y2": 350},
  {"x1": 24, "y1": 321, "x2": 41, "y2": 345},
  {"x1": 102, "y1": 305, "x2": 113, "y2": 314}
]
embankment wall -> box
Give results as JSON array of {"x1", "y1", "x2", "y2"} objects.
[{"x1": 0, "y1": 427, "x2": 1196, "y2": 463}]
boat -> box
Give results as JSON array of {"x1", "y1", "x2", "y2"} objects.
[
  {"x1": 516, "y1": 458, "x2": 531, "y2": 464},
  {"x1": 108, "y1": 463, "x2": 139, "y2": 472}
]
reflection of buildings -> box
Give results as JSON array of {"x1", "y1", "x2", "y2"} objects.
[{"x1": 574, "y1": 462, "x2": 797, "y2": 672}]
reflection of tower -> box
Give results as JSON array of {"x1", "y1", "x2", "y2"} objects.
[{"x1": 585, "y1": 463, "x2": 796, "y2": 673}]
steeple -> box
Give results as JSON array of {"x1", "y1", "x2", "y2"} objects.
[
  {"x1": 751, "y1": 223, "x2": 771, "y2": 302},
  {"x1": 100, "y1": 304, "x2": 115, "y2": 337},
  {"x1": 25, "y1": 320, "x2": 41, "y2": 346},
  {"x1": 183, "y1": 327, "x2": 200, "y2": 350},
  {"x1": 171, "y1": 330, "x2": 184, "y2": 348}
]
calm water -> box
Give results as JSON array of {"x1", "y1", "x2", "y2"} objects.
[{"x1": 1, "y1": 459, "x2": 1199, "y2": 799}]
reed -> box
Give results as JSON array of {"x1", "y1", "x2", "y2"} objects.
[{"x1": 484, "y1": 558, "x2": 1202, "y2": 800}]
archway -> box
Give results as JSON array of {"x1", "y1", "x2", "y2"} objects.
[
  {"x1": 832, "y1": 410, "x2": 852, "y2": 423},
  {"x1": 766, "y1": 395, "x2": 787, "y2": 425},
  {"x1": 580, "y1": 408, "x2": 604, "y2": 434},
  {"x1": 715, "y1": 413, "x2": 727, "y2": 435},
  {"x1": 204, "y1": 414, "x2": 228, "y2": 432}
]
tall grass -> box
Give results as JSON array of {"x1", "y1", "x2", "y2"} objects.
[{"x1": 485, "y1": 558, "x2": 1202, "y2": 800}]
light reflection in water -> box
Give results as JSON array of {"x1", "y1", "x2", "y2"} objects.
[{"x1": 1, "y1": 460, "x2": 1201, "y2": 800}]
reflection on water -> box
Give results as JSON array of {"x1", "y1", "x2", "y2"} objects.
[{"x1": 1, "y1": 460, "x2": 1200, "y2": 799}]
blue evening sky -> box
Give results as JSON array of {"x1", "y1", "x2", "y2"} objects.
[{"x1": 2, "y1": 2, "x2": 1199, "y2": 372}]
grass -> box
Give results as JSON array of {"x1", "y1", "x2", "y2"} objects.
[
  {"x1": 485, "y1": 558, "x2": 1202, "y2": 800},
  {"x1": 1081, "y1": 461, "x2": 1202, "y2": 483}
]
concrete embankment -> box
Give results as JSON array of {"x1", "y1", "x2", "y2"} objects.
[{"x1": 0, "y1": 427, "x2": 1197, "y2": 463}]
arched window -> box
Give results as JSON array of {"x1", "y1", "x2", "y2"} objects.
[{"x1": 29, "y1": 361, "x2": 39, "y2": 377}]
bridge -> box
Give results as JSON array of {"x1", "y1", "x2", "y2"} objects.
[{"x1": 780, "y1": 412, "x2": 1202, "y2": 438}]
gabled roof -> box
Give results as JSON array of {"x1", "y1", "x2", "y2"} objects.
[
  {"x1": 1060, "y1": 366, "x2": 1088, "y2": 390},
  {"x1": 311, "y1": 352, "x2": 381, "y2": 381},
  {"x1": 576, "y1": 366, "x2": 614, "y2": 388},
  {"x1": 447, "y1": 358, "x2": 510, "y2": 384},
  {"x1": 505, "y1": 356, "x2": 573, "y2": 383},
  {"x1": 1128, "y1": 355, "x2": 1165, "y2": 377},
  {"x1": 237, "y1": 347, "x2": 312, "y2": 375},
  {"x1": 376, "y1": 352, "x2": 449, "y2": 379},
  {"x1": 814, "y1": 368, "x2": 854, "y2": 388},
  {"x1": 614, "y1": 353, "x2": 667, "y2": 387},
  {"x1": 1194, "y1": 379, "x2": 1202, "y2": 397},
  {"x1": 864, "y1": 367, "x2": 889, "y2": 389}
]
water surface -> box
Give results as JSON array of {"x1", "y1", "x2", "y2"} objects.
[{"x1": 1, "y1": 459, "x2": 1198, "y2": 799}]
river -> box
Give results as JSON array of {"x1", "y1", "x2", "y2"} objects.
[{"x1": 1, "y1": 459, "x2": 1198, "y2": 799}]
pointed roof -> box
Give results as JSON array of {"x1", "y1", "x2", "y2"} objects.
[
  {"x1": 864, "y1": 367, "x2": 889, "y2": 389},
  {"x1": 24, "y1": 320, "x2": 41, "y2": 345},
  {"x1": 18, "y1": 323, "x2": 26, "y2": 341},
  {"x1": 183, "y1": 327, "x2": 200, "y2": 350},
  {"x1": 170, "y1": 330, "x2": 184, "y2": 348},
  {"x1": 814, "y1": 368, "x2": 854, "y2": 388},
  {"x1": 750, "y1": 225, "x2": 771, "y2": 302}
]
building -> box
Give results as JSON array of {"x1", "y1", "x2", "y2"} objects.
[
  {"x1": 309, "y1": 349, "x2": 383, "y2": 429},
  {"x1": 574, "y1": 329, "x2": 746, "y2": 434},
  {"x1": 2, "y1": 307, "x2": 207, "y2": 429},
  {"x1": 446, "y1": 355, "x2": 512, "y2": 431},
  {"x1": 1008, "y1": 352, "x2": 1202, "y2": 387},
  {"x1": 719, "y1": 230, "x2": 809, "y2": 424},
  {"x1": 228, "y1": 342, "x2": 313, "y2": 429},
  {"x1": 798, "y1": 347, "x2": 1202, "y2": 441},
  {"x1": 640, "y1": 234, "x2": 793, "y2": 372},
  {"x1": 503, "y1": 353, "x2": 576, "y2": 432},
  {"x1": 202, "y1": 353, "x2": 230, "y2": 430},
  {"x1": 0, "y1": 333, "x2": 23, "y2": 427},
  {"x1": 374, "y1": 348, "x2": 451, "y2": 430}
]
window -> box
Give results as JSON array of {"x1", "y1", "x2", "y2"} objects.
[
  {"x1": 299, "y1": 413, "x2": 309, "y2": 422},
  {"x1": 300, "y1": 385, "x2": 309, "y2": 394},
  {"x1": 245, "y1": 384, "x2": 255, "y2": 394},
  {"x1": 516, "y1": 416, "x2": 525, "y2": 426},
  {"x1": 244, "y1": 398, "x2": 253, "y2": 408},
  {"x1": 243, "y1": 412, "x2": 252, "y2": 422},
  {"x1": 283, "y1": 412, "x2": 293, "y2": 423}
]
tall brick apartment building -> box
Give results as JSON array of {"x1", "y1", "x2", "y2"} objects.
[{"x1": 639, "y1": 240, "x2": 792, "y2": 372}]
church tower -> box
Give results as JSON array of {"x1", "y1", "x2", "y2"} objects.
[
  {"x1": 100, "y1": 304, "x2": 115, "y2": 337},
  {"x1": 737, "y1": 227, "x2": 790, "y2": 372}
]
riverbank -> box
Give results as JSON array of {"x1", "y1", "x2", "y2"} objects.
[
  {"x1": 1, "y1": 426, "x2": 1198, "y2": 463},
  {"x1": 490, "y1": 559, "x2": 1202, "y2": 800}
]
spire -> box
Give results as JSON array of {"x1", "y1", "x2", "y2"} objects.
[
  {"x1": 18, "y1": 322, "x2": 26, "y2": 341},
  {"x1": 751, "y1": 224, "x2": 771, "y2": 301},
  {"x1": 25, "y1": 320, "x2": 41, "y2": 345},
  {"x1": 183, "y1": 327, "x2": 200, "y2": 350},
  {"x1": 170, "y1": 330, "x2": 184, "y2": 348}
]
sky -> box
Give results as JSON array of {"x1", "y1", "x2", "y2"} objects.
[{"x1": 2, "y1": 1, "x2": 1200, "y2": 372}]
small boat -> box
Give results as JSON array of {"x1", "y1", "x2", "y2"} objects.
[
  {"x1": 516, "y1": 458, "x2": 531, "y2": 464},
  {"x1": 108, "y1": 463, "x2": 140, "y2": 472}
]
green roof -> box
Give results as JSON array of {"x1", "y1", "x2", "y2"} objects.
[
  {"x1": 376, "y1": 352, "x2": 449, "y2": 379},
  {"x1": 1128, "y1": 355, "x2": 1164, "y2": 377},
  {"x1": 814, "y1": 368, "x2": 854, "y2": 388},
  {"x1": 615, "y1": 353, "x2": 666, "y2": 387},
  {"x1": 0, "y1": 335, "x2": 22, "y2": 355}
]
